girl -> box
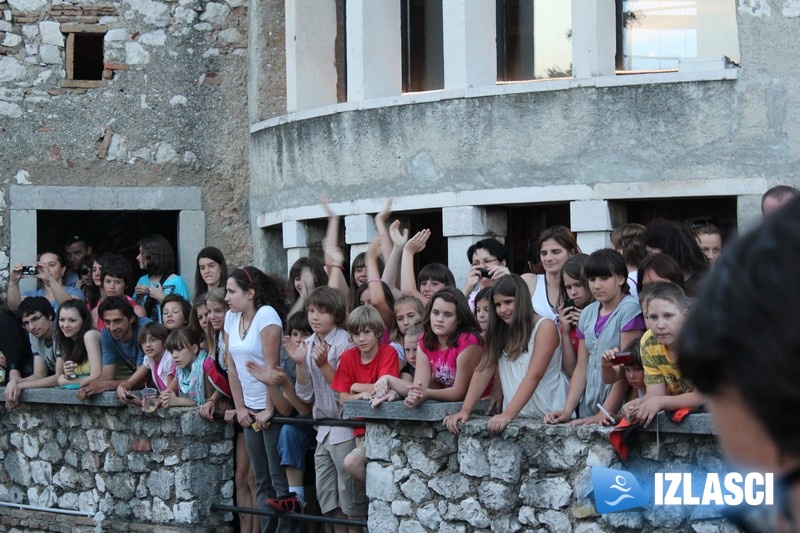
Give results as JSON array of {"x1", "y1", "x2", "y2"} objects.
[
  {"x1": 188, "y1": 293, "x2": 210, "y2": 349},
  {"x1": 8, "y1": 252, "x2": 85, "y2": 312},
  {"x1": 406, "y1": 288, "x2": 484, "y2": 406},
  {"x1": 55, "y1": 300, "x2": 101, "y2": 389},
  {"x1": 287, "y1": 256, "x2": 328, "y2": 317},
  {"x1": 370, "y1": 324, "x2": 424, "y2": 406},
  {"x1": 636, "y1": 253, "x2": 686, "y2": 294},
  {"x1": 444, "y1": 275, "x2": 568, "y2": 434},
  {"x1": 78, "y1": 254, "x2": 100, "y2": 309},
  {"x1": 117, "y1": 322, "x2": 175, "y2": 404},
  {"x1": 688, "y1": 218, "x2": 723, "y2": 265},
  {"x1": 393, "y1": 295, "x2": 424, "y2": 345},
  {"x1": 160, "y1": 328, "x2": 207, "y2": 407},
  {"x1": 134, "y1": 234, "x2": 190, "y2": 323},
  {"x1": 90, "y1": 252, "x2": 113, "y2": 308},
  {"x1": 557, "y1": 253, "x2": 592, "y2": 377},
  {"x1": 399, "y1": 227, "x2": 456, "y2": 306},
  {"x1": 522, "y1": 226, "x2": 581, "y2": 322},
  {"x1": 199, "y1": 288, "x2": 257, "y2": 533},
  {"x1": 94, "y1": 254, "x2": 147, "y2": 329},
  {"x1": 643, "y1": 220, "x2": 708, "y2": 297},
  {"x1": 194, "y1": 246, "x2": 228, "y2": 297},
  {"x1": 161, "y1": 294, "x2": 191, "y2": 332},
  {"x1": 473, "y1": 287, "x2": 491, "y2": 335},
  {"x1": 545, "y1": 249, "x2": 645, "y2": 425},
  {"x1": 224, "y1": 266, "x2": 294, "y2": 532}
]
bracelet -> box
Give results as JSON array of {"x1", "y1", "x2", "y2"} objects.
[
  {"x1": 367, "y1": 278, "x2": 382, "y2": 284},
  {"x1": 326, "y1": 264, "x2": 345, "y2": 271},
  {"x1": 207, "y1": 398, "x2": 216, "y2": 404}
]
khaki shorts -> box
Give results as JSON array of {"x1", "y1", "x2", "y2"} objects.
[{"x1": 314, "y1": 435, "x2": 367, "y2": 517}]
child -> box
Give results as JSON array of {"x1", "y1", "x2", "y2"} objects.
[
  {"x1": 624, "y1": 282, "x2": 703, "y2": 427},
  {"x1": 117, "y1": 322, "x2": 175, "y2": 405},
  {"x1": 600, "y1": 336, "x2": 646, "y2": 420},
  {"x1": 371, "y1": 323, "x2": 423, "y2": 407},
  {"x1": 92, "y1": 254, "x2": 147, "y2": 329},
  {"x1": 545, "y1": 249, "x2": 645, "y2": 425},
  {"x1": 55, "y1": 300, "x2": 102, "y2": 390},
  {"x1": 161, "y1": 294, "x2": 191, "y2": 332},
  {"x1": 406, "y1": 288, "x2": 484, "y2": 406},
  {"x1": 557, "y1": 253, "x2": 592, "y2": 377},
  {"x1": 393, "y1": 295, "x2": 424, "y2": 345},
  {"x1": 399, "y1": 227, "x2": 456, "y2": 306},
  {"x1": 473, "y1": 287, "x2": 491, "y2": 335},
  {"x1": 444, "y1": 275, "x2": 567, "y2": 434},
  {"x1": 332, "y1": 306, "x2": 401, "y2": 481},
  {"x1": 188, "y1": 293, "x2": 210, "y2": 349},
  {"x1": 246, "y1": 311, "x2": 316, "y2": 515},
  {"x1": 289, "y1": 286, "x2": 364, "y2": 528},
  {"x1": 160, "y1": 328, "x2": 207, "y2": 407}
]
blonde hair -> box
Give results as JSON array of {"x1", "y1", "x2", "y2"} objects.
[{"x1": 346, "y1": 305, "x2": 384, "y2": 338}]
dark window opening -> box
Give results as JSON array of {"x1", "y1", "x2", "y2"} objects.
[
  {"x1": 335, "y1": 0, "x2": 348, "y2": 103},
  {"x1": 624, "y1": 196, "x2": 738, "y2": 241},
  {"x1": 507, "y1": 203, "x2": 571, "y2": 274},
  {"x1": 72, "y1": 33, "x2": 104, "y2": 80},
  {"x1": 36, "y1": 210, "x2": 180, "y2": 279},
  {"x1": 401, "y1": 0, "x2": 444, "y2": 93},
  {"x1": 497, "y1": 0, "x2": 572, "y2": 81}
]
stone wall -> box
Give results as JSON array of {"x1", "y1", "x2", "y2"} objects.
[
  {"x1": 0, "y1": 389, "x2": 234, "y2": 532},
  {"x1": 346, "y1": 401, "x2": 732, "y2": 533},
  {"x1": 0, "y1": 0, "x2": 253, "y2": 278}
]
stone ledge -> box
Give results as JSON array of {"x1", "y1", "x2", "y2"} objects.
[
  {"x1": 343, "y1": 399, "x2": 490, "y2": 422},
  {"x1": 0, "y1": 387, "x2": 125, "y2": 407},
  {"x1": 345, "y1": 399, "x2": 714, "y2": 435}
]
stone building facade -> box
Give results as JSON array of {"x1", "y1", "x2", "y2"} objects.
[
  {"x1": 248, "y1": 0, "x2": 800, "y2": 281},
  {"x1": 0, "y1": 0, "x2": 262, "y2": 287}
]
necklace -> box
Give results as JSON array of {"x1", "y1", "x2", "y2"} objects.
[{"x1": 240, "y1": 314, "x2": 252, "y2": 338}]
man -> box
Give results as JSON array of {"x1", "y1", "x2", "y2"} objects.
[
  {"x1": 63, "y1": 233, "x2": 93, "y2": 288},
  {"x1": 3, "y1": 297, "x2": 58, "y2": 408},
  {"x1": 678, "y1": 195, "x2": 800, "y2": 529},
  {"x1": 78, "y1": 295, "x2": 151, "y2": 399},
  {"x1": 761, "y1": 185, "x2": 799, "y2": 217}
]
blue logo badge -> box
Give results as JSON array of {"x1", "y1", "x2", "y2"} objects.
[{"x1": 592, "y1": 466, "x2": 648, "y2": 514}]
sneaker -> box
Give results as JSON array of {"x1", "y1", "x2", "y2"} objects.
[{"x1": 266, "y1": 492, "x2": 303, "y2": 513}]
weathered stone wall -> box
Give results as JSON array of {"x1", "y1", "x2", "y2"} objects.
[
  {"x1": 0, "y1": 389, "x2": 234, "y2": 532},
  {"x1": 0, "y1": 0, "x2": 252, "y2": 277},
  {"x1": 347, "y1": 402, "x2": 731, "y2": 532}
]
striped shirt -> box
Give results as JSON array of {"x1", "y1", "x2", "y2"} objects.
[{"x1": 640, "y1": 330, "x2": 694, "y2": 397}]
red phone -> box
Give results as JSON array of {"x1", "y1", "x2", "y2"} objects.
[{"x1": 613, "y1": 352, "x2": 635, "y2": 366}]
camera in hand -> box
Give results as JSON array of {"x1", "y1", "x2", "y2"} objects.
[
  {"x1": 21, "y1": 265, "x2": 38, "y2": 276},
  {"x1": 80, "y1": 266, "x2": 92, "y2": 277},
  {"x1": 478, "y1": 267, "x2": 491, "y2": 278},
  {"x1": 563, "y1": 298, "x2": 575, "y2": 309}
]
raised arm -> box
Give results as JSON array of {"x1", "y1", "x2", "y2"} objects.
[
  {"x1": 320, "y1": 195, "x2": 350, "y2": 300},
  {"x1": 6, "y1": 265, "x2": 24, "y2": 311},
  {"x1": 374, "y1": 197, "x2": 395, "y2": 264},
  {"x1": 382, "y1": 220, "x2": 408, "y2": 293},
  {"x1": 366, "y1": 237, "x2": 395, "y2": 329},
  {"x1": 400, "y1": 229, "x2": 431, "y2": 304}
]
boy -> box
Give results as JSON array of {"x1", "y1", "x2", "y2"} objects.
[
  {"x1": 248, "y1": 311, "x2": 316, "y2": 516},
  {"x1": 290, "y1": 286, "x2": 364, "y2": 531},
  {"x1": 93, "y1": 254, "x2": 146, "y2": 328},
  {"x1": 370, "y1": 323, "x2": 422, "y2": 407},
  {"x1": 3, "y1": 297, "x2": 57, "y2": 409},
  {"x1": 332, "y1": 306, "x2": 400, "y2": 481},
  {"x1": 625, "y1": 282, "x2": 703, "y2": 427}
]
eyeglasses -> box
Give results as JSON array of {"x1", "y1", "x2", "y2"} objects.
[
  {"x1": 22, "y1": 314, "x2": 46, "y2": 328},
  {"x1": 471, "y1": 257, "x2": 499, "y2": 267}
]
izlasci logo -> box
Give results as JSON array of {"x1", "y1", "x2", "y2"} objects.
[{"x1": 591, "y1": 467, "x2": 648, "y2": 514}]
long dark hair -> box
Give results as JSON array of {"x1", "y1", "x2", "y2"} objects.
[
  {"x1": 481, "y1": 275, "x2": 535, "y2": 370},
  {"x1": 228, "y1": 266, "x2": 288, "y2": 324},
  {"x1": 55, "y1": 300, "x2": 94, "y2": 366},
  {"x1": 288, "y1": 256, "x2": 328, "y2": 303},
  {"x1": 194, "y1": 246, "x2": 228, "y2": 297},
  {"x1": 421, "y1": 287, "x2": 482, "y2": 351}
]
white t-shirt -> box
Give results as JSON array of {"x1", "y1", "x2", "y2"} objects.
[{"x1": 224, "y1": 306, "x2": 283, "y2": 410}]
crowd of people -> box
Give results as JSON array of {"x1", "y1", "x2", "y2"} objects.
[{"x1": 0, "y1": 184, "x2": 797, "y2": 532}]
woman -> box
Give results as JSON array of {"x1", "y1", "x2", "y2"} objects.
[
  {"x1": 522, "y1": 226, "x2": 581, "y2": 321},
  {"x1": 54, "y1": 300, "x2": 102, "y2": 389},
  {"x1": 194, "y1": 246, "x2": 228, "y2": 297},
  {"x1": 134, "y1": 234, "x2": 190, "y2": 323},
  {"x1": 7, "y1": 252, "x2": 85, "y2": 312},
  {"x1": 224, "y1": 266, "x2": 293, "y2": 532}
]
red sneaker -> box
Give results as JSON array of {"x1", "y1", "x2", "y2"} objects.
[{"x1": 266, "y1": 493, "x2": 303, "y2": 513}]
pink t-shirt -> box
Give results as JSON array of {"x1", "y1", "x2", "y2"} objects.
[{"x1": 419, "y1": 332, "x2": 482, "y2": 388}]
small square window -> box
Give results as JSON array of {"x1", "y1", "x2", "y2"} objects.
[{"x1": 61, "y1": 24, "x2": 108, "y2": 88}]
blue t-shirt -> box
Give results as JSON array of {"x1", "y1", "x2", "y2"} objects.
[
  {"x1": 101, "y1": 318, "x2": 152, "y2": 378},
  {"x1": 132, "y1": 274, "x2": 190, "y2": 323}
]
